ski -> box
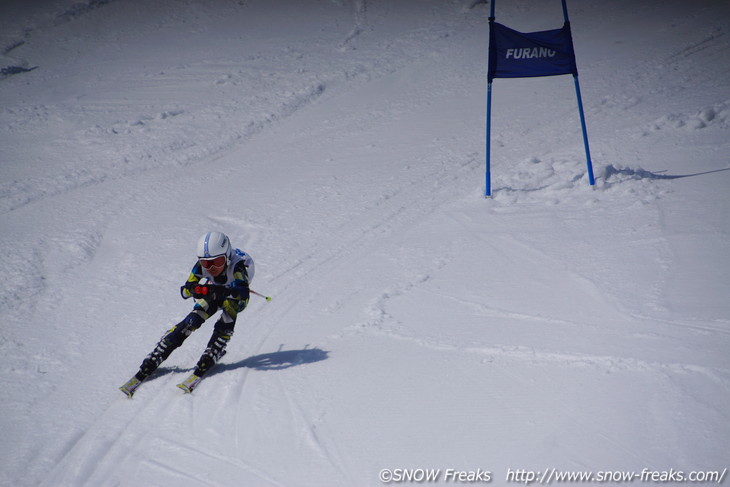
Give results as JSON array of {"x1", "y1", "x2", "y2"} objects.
[
  {"x1": 176, "y1": 349, "x2": 226, "y2": 393},
  {"x1": 120, "y1": 347, "x2": 226, "y2": 397},
  {"x1": 120, "y1": 372, "x2": 203, "y2": 396},
  {"x1": 119, "y1": 376, "x2": 143, "y2": 398},
  {"x1": 176, "y1": 373, "x2": 203, "y2": 393}
]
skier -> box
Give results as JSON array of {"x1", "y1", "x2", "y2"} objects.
[{"x1": 120, "y1": 231, "x2": 254, "y2": 396}]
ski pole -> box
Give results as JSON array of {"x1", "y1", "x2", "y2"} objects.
[{"x1": 251, "y1": 289, "x2": 272, "y2": 302}]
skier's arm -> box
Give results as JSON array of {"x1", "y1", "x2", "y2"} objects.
[
  {"x1": 180, "y1": 263, "x2": 203, "y2": 299},
  {"x1": 225, "y1": 262, "x2": 250, "y2": 300}
]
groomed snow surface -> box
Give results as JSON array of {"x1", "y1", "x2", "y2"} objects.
[{"x1": 1, "y1": 0, "x2": 729, "y2": 486}]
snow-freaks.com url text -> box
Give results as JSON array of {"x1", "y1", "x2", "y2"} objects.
[
  {"x1": 505, "y1": 467, "x2": 728, "y2": 484},
  {"x1": 378, "y1": 467, "x2": 728, "y2": 484}
]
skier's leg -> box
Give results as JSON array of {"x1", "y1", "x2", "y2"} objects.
[
  {"x1": 136, "y1": 311, "x2": 205, "y2": 380},
  {"x1": 193, "y1": 314, "x2": 236, "y2": 377},
  {"x1": 192, "y1": 296, "x2": 249, "y2": 376}
]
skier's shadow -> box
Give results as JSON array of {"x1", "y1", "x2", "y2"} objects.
[
  {"x1": 209, "y1": 346, "x2": 329, "y2": 377},
  {"x1": 150, "y1": 346, "x2": 329, "y2": 382}
]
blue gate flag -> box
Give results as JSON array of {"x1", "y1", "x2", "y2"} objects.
[
  {"x1": 484, "y1": 0, "x2": 595, "y2": 197},
  {"x1": 488, "y1": 22, "x2": 577, "y2": 82}
]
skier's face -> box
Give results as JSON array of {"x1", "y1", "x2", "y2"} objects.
[
  {"x1": 200, "y1": 255, "x2": 226, "y2": 277},
  {"x1": 207, "y1": 263, "x2": 225, "y2": 277}
]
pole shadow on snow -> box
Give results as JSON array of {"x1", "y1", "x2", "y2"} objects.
[
  {"x1": 494, "y1": 165, "x2": 729, "y2": 194},
  {"x1": 603, "y1": 164, "x2": 730, "y2": 181},
  {"x1": 1, "y1": 65, "x2": 37, "y2": 76}
]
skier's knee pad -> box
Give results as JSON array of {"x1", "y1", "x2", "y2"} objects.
[
  {"x1": 183, "y1": 311, "x2": 205, "y2": 329},
  {"x1": 162, "y1": 329, "x2": 185, "y2": 348},
  {"x1": 222, "y1": 299, "x2": 247, "y2": 321},
  {"x1": 165, "y1": 312, "x2": 205, "y2": 347},
  {"x1": 194, "y1": 299, "x2": 219, "y2": 318}
]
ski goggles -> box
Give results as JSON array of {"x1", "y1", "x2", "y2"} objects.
[{"x1": 199, "y1": 255, "x2": 226, "y2": 270}]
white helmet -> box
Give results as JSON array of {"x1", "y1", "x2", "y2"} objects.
[{"x1": 196, "y1": 231, "x2": 231, "y2": 259}]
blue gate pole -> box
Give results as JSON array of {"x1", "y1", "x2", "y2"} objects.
[
  {"x1": 562, "y1": 0, "x2": 595, "y2": 186},
  {"x1": 485, "y1": 82, "x2": 493, "y2": 197},
  {"x1": 561, "y1": 0, "x2": 570, "y2": 21},
  {"x1": 573, "y1": 75, "x2": 595, "y2": 185},
  {"x1": 485, "y1": 0, "x2": 496, "y2": 197}
]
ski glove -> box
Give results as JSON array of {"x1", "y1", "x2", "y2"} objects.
[
  {"x1": 181, "y1": 283, "x2": 193, "y2": 299},
  {"x1": 181, "y1": 282, "x2": 247, "y2": 302},
  {"x1": 181, "y1": 282, "x2": 202, "y2": 300},
  {"x1": 180, "y1": 282, "x2": 226, "y2": 301},
  {"x1": 191, "y1": 284, "x2": 228, "y2": 301},
  {"x1": 228, "y1": 285, "x2": 250, "y2": 301}
]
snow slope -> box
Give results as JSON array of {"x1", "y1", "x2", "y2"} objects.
[{"x1": 1, "y1": 0, "x2": 729, "y2": 485}]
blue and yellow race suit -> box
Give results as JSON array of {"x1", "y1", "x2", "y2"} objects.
[
  {"x1": 136, "y1": 249, "x2": 254, "y2": 380},
  {"x1": 181, "y1": 248, "x2": 254, "y2": 325}
]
